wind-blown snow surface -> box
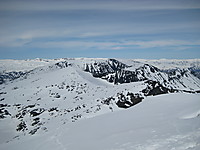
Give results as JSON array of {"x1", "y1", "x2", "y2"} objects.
[
  {"x1": 0, "y1": 58, "x2": 200, "y2": 150},
  {"x1": 0, "y1": 93, "x2": 200, "y2": 150},
  {"x1": 0, "y1": 58, "x2": 58, "y2": 73},
  {"x1": 133, "y1": 59, "x2": 200, "y2": 70},
  {"x1": 0, "y1": 58, "x2": 200, "y2": 72}
]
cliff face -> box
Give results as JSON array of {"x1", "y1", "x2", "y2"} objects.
[
  {"x1": 0, "y1": 58, "x2": 200, "y2": 139},
  {"x1": 84, "y1": 59, "x2": 200, "y2": 90}
]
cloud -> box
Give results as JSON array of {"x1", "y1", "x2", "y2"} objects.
[
  {"x1": 0, "y1": 29, "x2": 74, "y2": 47},
  {"x1": 0, "y1": 0, "x2": 199, "y2": 60},
  {"x1": 111, "y1": 47, "x2": 126, "y2": 50},
  {"x1": 0, "y1": 0, "x2": 199, "y2": 50},
  {"x1": 1, "y1": 0, "x2": 200, "y2": 12},
  {"x1": 34, "y1": 41, "x2": 116, "y2": 50},
  {"x1": 18, "y1": 40, "x2": 200, "y2": 51},
  {"x1": 1, "y1": 26, "x2": 199, "y2": 50},
  {"x1": 124, "y1": 40, "x2": 200, "y2": 48},
  {"x1": 1, "y1": 21, "x2": 198, "y2": 48}
]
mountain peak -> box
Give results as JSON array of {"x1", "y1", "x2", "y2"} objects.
[{"x1": 0, "y1": 58, "x2": 199, "y2": 146}]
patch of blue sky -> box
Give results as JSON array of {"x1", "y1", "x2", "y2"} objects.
[{"x1": 0, "y1": 0, "x2": 200, "y2": 59}]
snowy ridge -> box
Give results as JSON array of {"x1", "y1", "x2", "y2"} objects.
[
  {"x1": 1, "y1": 58, "x2": 200, "y2": 72},
  {"x1": 134, "y1": 58, "x2": 200, "y2": 70},
  {"x1": 0, "y1": 58, "x2": 200, "y2": 150},
  {"x1": 84, "y1": 59, "x2": 200, "y2": 90},
  {"x1": 0, "y1": 58, "x2": 59, "y2": 73}
]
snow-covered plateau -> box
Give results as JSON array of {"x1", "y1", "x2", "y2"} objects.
[{"x1": 0, "y1": 58, "x2": 200, "y2": 150}]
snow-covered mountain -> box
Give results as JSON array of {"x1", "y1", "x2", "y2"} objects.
[{"x1": 0, "y1": 58, "x2": 200, "y2": 150}]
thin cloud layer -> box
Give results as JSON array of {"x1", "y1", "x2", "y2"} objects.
[
  {"x1": 0, "y1": 0, "x2": 200, "y2": 59},
  {"x1": 1, "y1": 0, "x2": 200, "y2": 11},
  {"x1": 9, "y1": 40, "x2": 200, "y2": 51}
]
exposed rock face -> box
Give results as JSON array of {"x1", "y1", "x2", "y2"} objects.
[
  {"x1": 0, "y1": 71, "x2": 26, "y2": 84},
  {"x1": 0, "y1": 58, "x2": 200, "y2": 138},
  {"x1": 54, "y1": 61, "x2": 71, "y2": 68},
  {"x1": 16, "y1": 121, "x2": 27, "y2": 132},
  {"x1": 189, "y1": 67, "x2": 200, "y2": 79},
  {"x1": 84, "y1": 59, "x2": 128, "y2": 78},
  {"x1": 0, "y1": 106, "x2": 11, "y2": 119},
  {"x1": 30, "y1": 108, "x2": 45, "y2": 117},
  {"x1": 84, "y1": 59, "x2": 160, "y2": 84},
  {"x1": 84, "y1": 59, "x2": 200, "y2": 90},
  {"x1": 1, "y1": 59, "x2": 199, "y2": 90},
  {"x1": 116, "y1": 92, "x2": 144, "y2": 108},
  {"x1": 142, "y1": 80, "x2": 177, "y2": 96}
]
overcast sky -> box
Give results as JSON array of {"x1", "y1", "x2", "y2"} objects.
[{"x1": 0, "y1": 0, "x2": 200, "y2": 59}]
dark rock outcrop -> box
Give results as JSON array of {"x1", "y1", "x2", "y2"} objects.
[
  {"x1": 16, "y1": 121, "x2": 27, "y2": 131},
  {"x1": 0, "y1": 71, "x2": 26, "y2": 84},
  {"x1": 84, "y1": 59, "x2": 128, "y2": 78},
  {"x1": 30, "y1": 108, "x2": 45, "y2": 117},
  {"x1": 189, "y1": 67, "x2": 200, "y2": 79},
  {"x1": 142, "y1": 80, "x2": 177, "y2": 96},
  {"x1": 116, "y1": 92, "x2": 144, "y2": 108},
  {"x1": 84, "y1": 59, "x2": 161, "y2": 84},
  {"x1": 0, "y1": 107, "x2": 11, "y2": 119}
]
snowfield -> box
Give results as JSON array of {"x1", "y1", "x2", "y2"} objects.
[
  {"x1": 0, "y1": 93, "x2": 200, "y2": 150},
  {"x1": 0, "y1": 58, "x2": 200, "y2": 150},
  {"x1": 0, "y1": 58, "x2": 200, "y2": 72}
]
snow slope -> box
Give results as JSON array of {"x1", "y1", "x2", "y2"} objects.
[
  {"x1": 0, "y1": 58, "x2": 60, "y2": 73},
  {"x1": 0, "y1": 93, "x2": 199, "y2": 150},
  {"x1": 134, "y1": 59, "x2": 200, "y2": 70},
  {"x1": 1, "y1": 58, "x2": 200, "y2": 72},
  {"x1": 0, "y1": 58, "x2": 200, "y2": 150}
]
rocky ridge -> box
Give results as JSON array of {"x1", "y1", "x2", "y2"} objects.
[{"x1": 0, "y1": 58, "x2": 200, "y2": 140}]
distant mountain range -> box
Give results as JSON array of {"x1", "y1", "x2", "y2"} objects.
[{"x1": 0, "y1": 58, "x2": 200, "y2": 150}]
